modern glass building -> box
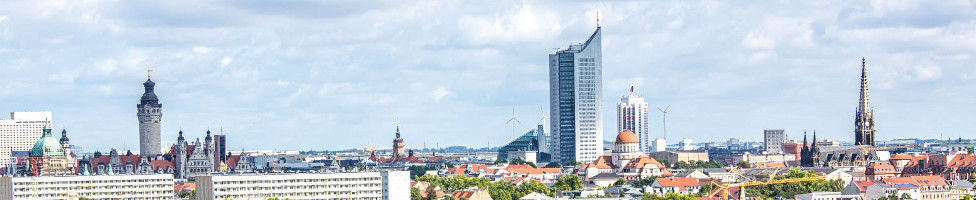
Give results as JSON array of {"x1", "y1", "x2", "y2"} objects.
[
  {"x1": 549, "y1": 27, "x2": 603, "y2": 163},
  {"x1": 497, "y1": 124, "x2": 548, "y2": 161}
]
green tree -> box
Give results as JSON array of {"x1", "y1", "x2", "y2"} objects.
[
  {"x1": 901, "y1": 193, "x2": 913, "y2": 199},
  {"x1": 444, "y1": 195, "x2": 456, "y2": 200},
  {"x1": 411, "y1": 187, "x2": 423, "y2": 200},
  {"x1": 543, "y1": 162, "x2": 561, "y2": 168},
  {"x1": 744, "y1": 168, "x2": 845, "y2": 199},
  {"x1": 962, "y1": 194, "x2": 972, "y2": 200},
  {"x1": 517, "y1": 180, "x2": 554, "y2": 197},
  {"x1": 409, "y1": 165, "x2": 437, "y2": 179},
  {"x1": 614, "y1": 178, "x2": 627, "y2": 186},
  {"x1": 736, "y1": 161, "x2": 752, "y2": 168},
  {"x1": 631, "y1": 176, "x2": 660, "y2": 188},
  {"x1": 553, "y1": 174, "x2": 583, "y2": 191},
  {"x1": 697, "y1": 184, "x2": 716, "y2": 197},
  {"x1": 425, "y1": 186, "x2": 438, "y2": 200}
]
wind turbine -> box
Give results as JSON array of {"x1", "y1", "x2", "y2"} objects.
[
  {"x1": 506, "y1": 107, "x2": 522, "y2": 139},
  {"x1": 657, "y1": 105, "x2": 671, "y2": 140}
]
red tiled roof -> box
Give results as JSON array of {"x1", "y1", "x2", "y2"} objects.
[
  {"x1": 890, "y1": 154, "x2": 912, "y2": 160},
  {"x1": 174, "y1": 183, "x2": 195, "y2": 192},
  {"x1": 883, "y1": 176, "x2": 948, "y2": 186},
  {"x1": 656, "y1": 177, "x2": 700, "y2": 191},
  {"x1": 149, "y1": 160, "x2": 174, "y2": 171}
]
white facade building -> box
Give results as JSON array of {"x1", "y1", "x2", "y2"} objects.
[
  {"x1": 195, "y1": 171, "x2": 410, "y2": 200},
  {"x1": 652, "y1": 138, "x2": 667, "y2": 152},
  {"x1": 549, "y1": 27, "x2": 604, "y2": 163},
  {"x1": 0, "y1": 174, "x2": 174, "y2": 200},
  {"x1": 679, "y1": 138, "x2": 694, "y2": 151},
  {"x1": 617, "y1": 87, "x2": 649, "y2": 153},
  {"x1": 0, "y1": 111, "x2": 52, "y2": 168}
]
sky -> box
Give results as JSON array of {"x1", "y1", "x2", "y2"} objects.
[{"x1": 1, "y1": 1, "x2": 975, "y2": 153}]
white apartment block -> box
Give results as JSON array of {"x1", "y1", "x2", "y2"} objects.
[
  {"x1": 0, "y1": 174, "x2": 174, "y2": 200},
  {"x1": 617, "y1": 90, "x2": 649, "y2": 153},
  {"x1": 195, "y1": 171, "x2": 410, "y2": 200},
  {"x1": 0, "y1": 111, "x2": 52, "y2": 168}
]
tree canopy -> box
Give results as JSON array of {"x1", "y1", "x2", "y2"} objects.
[
  {"x1": 744, "y1": 168, "x2": 844, "y2": 199},
  {"x1": 552, "y1": 174, "x2": 584, "y2": 191}
]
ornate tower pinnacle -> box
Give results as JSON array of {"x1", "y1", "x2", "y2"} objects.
[
  {"x1": 854, "y1": 57, "x2": 876, "y2": 146},
  {"x1": 138, "y1": 77, "x2": 163, "y2": 157}
]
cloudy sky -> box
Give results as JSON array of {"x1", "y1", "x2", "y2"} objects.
[{"x1": 1, "y1": 1, "x2": 974, "y2": 152}]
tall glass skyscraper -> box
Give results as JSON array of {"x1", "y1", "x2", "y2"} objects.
[{"x1": 549, "y1": 27, "x2": 603, "y2": 163}]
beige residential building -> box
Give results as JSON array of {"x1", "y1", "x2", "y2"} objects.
[
  {"x1": 648, "y1": 150, "x2": 709, "y2": 165},
  {"x1": 0, "y1": 112, "x2": 52, "y2": 168}
]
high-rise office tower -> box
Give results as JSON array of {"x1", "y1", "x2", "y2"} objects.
[
  {"x1": 214, "y1": 134, "x2": 226, "y2": 164},
  {"x1": 0, "y1": 111, "x2": 52, "y2": 167},
  {"x1": 549, "y1": 26, "x2": 603, "y2": 163},
  {"x1": 617, "y1": 86, "x2": 649, "y2": 153},
  {"x1": 854, "y1": 58, "x2": 876, "y2": 146},
  {"x1": 137, "y1": 76, "x2": 162, "y2": 157},
  {"x1": 763, "y1": 129, "x2": 786, "y2": 154}
]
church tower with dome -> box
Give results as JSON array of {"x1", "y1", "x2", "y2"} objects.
[
  {"x1": 578, "y1": 130, "x2": 671, "y2": 181},
  {"x1": 611, "y1": 130, "x2": 642, "y2": 167},
  {"x1": 138, "y1": 74, "x2": 163, "y2": 157}
]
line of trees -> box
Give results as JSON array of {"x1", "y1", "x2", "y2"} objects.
[{"x1": 744, "y1": 168, "x2": 845, "y2": 199}]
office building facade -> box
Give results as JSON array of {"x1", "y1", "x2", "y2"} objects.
[
  {"x1": 549, "y1": 27, "x2": 604, "y2": 163},
  {"x1": 0, "y1": 111, "x2": 52, "y2": 168},
  {"x1": 195, "y1": 171, "x2": 410, "y2": 200}
]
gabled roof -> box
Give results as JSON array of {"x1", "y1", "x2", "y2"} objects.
[{"x1": 655, "y1": 177, "x2": 700, "y2": 191}]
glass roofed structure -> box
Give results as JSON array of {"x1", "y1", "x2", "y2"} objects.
[{"x1": 497, "y1": 124, "x2": 550, "y2": 162}]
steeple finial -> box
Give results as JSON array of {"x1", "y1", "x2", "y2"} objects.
[
  {"x1": 596, "y1": 11, "x2": 600, "y2": 27},
  {"x1": 395, "y1": 117, "x2": 401, "y2": 138},
  {"x1": 147, "y1": 69, "x2": 153, "y2": 78}
]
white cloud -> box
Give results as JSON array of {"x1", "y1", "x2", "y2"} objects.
[
  {"x1": 220, "y1": 57, "x2": 232, "y2": 68},
  {"x1": 742, "y1": 33, "x2": 775, "y2": 50},
  {"x1": 93, "y1": 59, "x2": 119, "y2": 75},
  {"x1": 193, "y1": 46, "x2": 214, "y2": 54},
  {"x1": 432, "y1": 87, "x2": 454, "y2": 102},
  {"x1": 913, "y1": 64, "x2": 941, "y2": 80}
]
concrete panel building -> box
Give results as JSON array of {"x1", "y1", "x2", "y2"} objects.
[
  {"x1": 764, "y1": 129, "x2": 786, "y2": 154},
  {"x1": 0, "y1": 111, "x2": 52, "y2": 168},
  {"x1": 0, "y1": 174, "x2": 174, "y2": 200},
  {"x1": 195, "y1": 171, "x2": 410, "y2": 200}
]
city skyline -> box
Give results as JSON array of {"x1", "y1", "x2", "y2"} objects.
[{"x1": 1, "y1": 1, "x2": 975, "y2": 152}]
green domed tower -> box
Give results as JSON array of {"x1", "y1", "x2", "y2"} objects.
[{"x1": 30, "y1": 123, "x2": 66, "y2": 158}]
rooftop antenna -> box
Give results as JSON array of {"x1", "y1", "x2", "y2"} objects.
[
  {"x1": 505, "y1": 107, "x2": 522, "y2": 139},
  {"x1": 657, "y1": 105, "x2": 671, "y2": 140},
  {"x1": 537, "y1": 106, "x2": 547, "y2": 126},
  {"x1": 596, "y1": 11, "x2": 600, "y2": 27}
]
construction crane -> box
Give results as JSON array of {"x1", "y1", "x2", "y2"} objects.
[{"x1": 707, "y1": 176, "x2": 826, "y2": 200}]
